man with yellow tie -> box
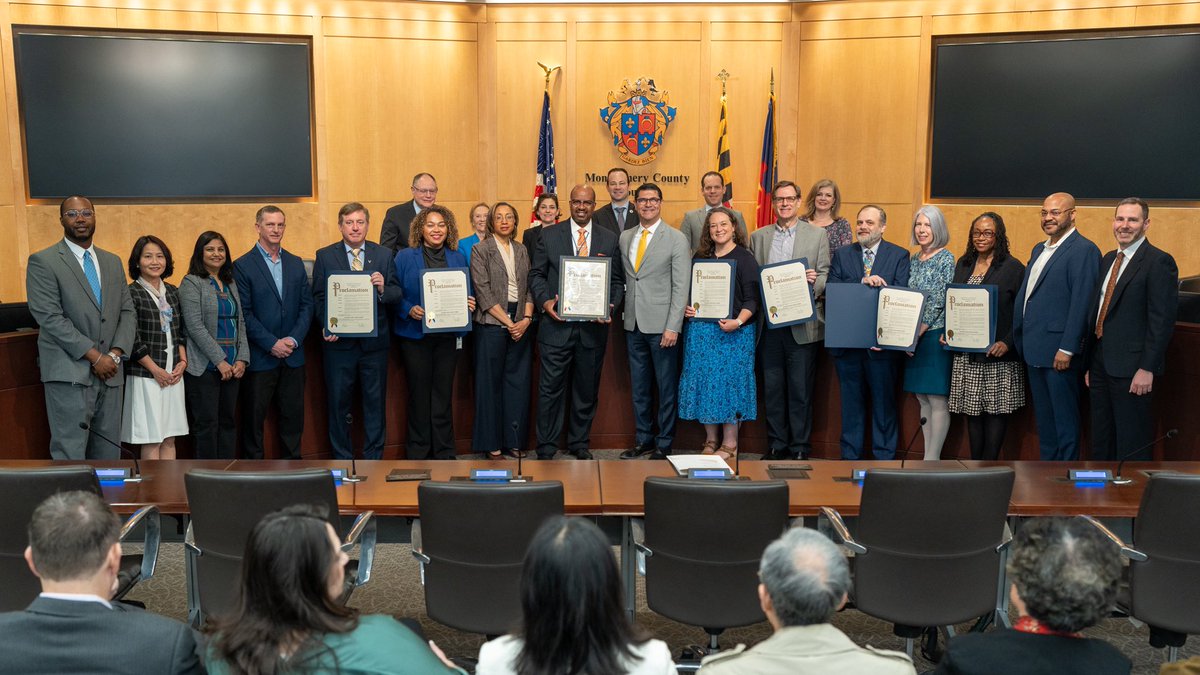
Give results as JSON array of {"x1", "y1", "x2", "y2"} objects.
[
  {"x1": 311, "y1": 202, "x2": 402, "y2": 460},
  {"x1": 619, "y1": 183, "x2": 691, "y2": 460}
]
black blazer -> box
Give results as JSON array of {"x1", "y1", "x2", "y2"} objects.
[
  {"x1": 379, "y1": 200, "x2": 418, "y2": 255},
  {"x1": 528, "y1": 220, "x2": 625, "y2": 348},
  {"x1": 0, "y1": 596, "x2": 204, "y2": 674},
  {"x1": 952, "y1": 254, "x2": 1026, "y2": 363},
  {"x1": 311, "y1": 241, "x2": 402, "y2": 353},
  {"x1": 932, "y1": 628, "x2": 1131, "y2": 675},
  {"x1": 126, "y1": 281, "x2": 186, "y2": 378},
  {"x1": 591, "y1": 203, "x2": 628, "y2": 235},
  {"x1": 1084, "y1": 240, "x2": 1178, "y2": 378}
]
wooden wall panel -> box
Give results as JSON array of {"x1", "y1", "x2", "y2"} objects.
[{"x1": 492, "y1": 39, "x2": 568, "y2": 207}]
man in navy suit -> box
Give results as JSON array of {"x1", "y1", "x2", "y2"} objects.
[
  {"x1": 0, "y1": 491, "x2": 203, "y2": 674},
  {"x1": 590, "y1": 167, "x2": 632, "y2": 235},
  {"x1": 234, "y1": 205, "x2": 314, "y2": 459},
  {"x1": 528, "y1": 184, "x2": 626, "y2": 459},
  {"x1": 1012, "y1": 192, "x2": 1101, "y2": 461},
  {"x1": 828, "y1": 205, "x2": 910, "y2": 459},
  {"x1": 379, "y1": 172, "x2": 438, "y2": 255},
  {"x1": 1085, "y1": 198, "x2": 1178, "y2": 461},
  {"x1": 312, "y1": 203, "x2": 402, "y2": 460}
]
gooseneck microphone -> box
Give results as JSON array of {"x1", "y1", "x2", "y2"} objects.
[
  {"x1": 1113, "y1": 428, "x2": 1177, "y2": 485},
  {"x1": 79, "y1": 421, "x2": 142, "y2": 483},
  {"x1": 344, "y1": 454, "x2": 365, "y2": 483},
  {"x1": 734, "y1": 412, "x2": 743, "y2": 478},
  {"x1": 898, "y1": 417, "x2": 927, "y2": 469},
  {"x1": 512, "y1": 421, "x2": 528, "y2": 482}
]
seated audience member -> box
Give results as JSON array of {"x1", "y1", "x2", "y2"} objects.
[
  {"x1": 933, "y1": 517, "x2": 1131, "y2": 675},
  {"x1": 700, "y1": 527, "x2": 914, "y2": 674},
  {"x1": 0, "y1": 491, "x2": 203, "y2": 674},
  {"x1": 206, "y1": 504, "x2": 462, "y2": 674},
  {"x1": 477, "y1": 517, "x2": 675, "y2": 675}
]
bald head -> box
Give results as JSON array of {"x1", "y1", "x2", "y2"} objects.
[
  {"x1": 569, "y1": 184, "x2": 597, "y2": 225},
  {"x1": 1041, "y1": 192, "x2": 1077, "y2": 243}
]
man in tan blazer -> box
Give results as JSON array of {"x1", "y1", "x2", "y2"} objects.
[
  {"x1": 749, "y1": 180, "x2": 830, "y2": 460},
  {"x1": 618, "y1": 183, "x2": 691, "y2": 459},
  {"x1": 680, "y1": 171, "x2": 747, "y2": 251}
]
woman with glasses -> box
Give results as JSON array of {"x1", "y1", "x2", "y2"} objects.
[{"x1": 945, "y1": 212, "x2": 1027, "y2": 460}]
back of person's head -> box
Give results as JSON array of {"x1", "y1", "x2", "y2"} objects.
[
  {"x1": 759, "y1": 527, "x2": 851, "y2": 627},
  {"x1": 517, "y1": 516, "x2": 646, "y2": 675},
  {"x1": 1007, "y1": 517, "x2": 1121, "y2": 633},
  {"x1": 210, "y1": 504, "x2": 357, "y2": 673},
  {"x1": 27, "y1": 491, "x2": 118, "y2": 582}
]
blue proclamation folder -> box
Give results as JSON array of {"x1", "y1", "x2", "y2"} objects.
[{"x1": 824, "y1": 283, "x2": 879, "y2": 349}]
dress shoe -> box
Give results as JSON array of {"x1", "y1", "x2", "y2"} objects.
[
  {"x1": 648, "y1": 449, "x2": 670, "y2": 460},
  {"x1": 620, "y1": 443, "x2": 656, "y2": 460},
  {"x1": 503, "y1": 448, "x2": 528, "y2": 459},
  {"x1": 762, "y1": 449, "x2": 795, "y2": 461},
  {"x1": 537, "y1": 452, "x2": 556, "y2": 460},
  {"x1": 486, "y1": 450, "x2": 508, "y2": 461},
  {"x1": 573, "y1": 449, "x2": 594, "y2": 460}
]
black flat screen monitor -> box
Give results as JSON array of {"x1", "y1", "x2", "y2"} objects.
[
  {"x1": 14, "y1": 29, "x2": 314, "y2": 199},
  {"x1": 931, "y1": 32, "x2": 1200, "y2": 201}
]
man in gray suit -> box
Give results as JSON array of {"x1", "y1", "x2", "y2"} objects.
[
  {"x1": 619, "y1": 183, "x2": 691, "y2": 459},
  {"x1": 749, "y1": 181, "x2": 830, "y2": 460},
  {"x1": 26, "y1": 196, "x2": 135, "y2": 460},
  {"x1": 0, "y1": 491, "x2": 203, "y2": 674},
  {"x1": 681, "y1": 171, "x2": 747, "y2": 251}
]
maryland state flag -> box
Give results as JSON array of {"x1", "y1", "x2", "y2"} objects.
[
  {"x1": 716, "y1": 96, "x2": 732, "y2": 206},
  {"x1": 754, "y1": 90, "x2": 778, "y2": 228}
]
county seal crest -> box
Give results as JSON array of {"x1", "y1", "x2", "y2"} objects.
[{"x1": 599, "y1": 78, "x2": 677, "y2": 166}]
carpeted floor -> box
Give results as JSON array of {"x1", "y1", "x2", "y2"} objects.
[{"x1": 122, "y1": 450, "x2": 1199, "y2": 674}]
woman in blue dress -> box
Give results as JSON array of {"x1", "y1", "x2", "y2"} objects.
[
  {"x1": 677, "y1": 207, "x2": 760, "y2": 460},
  {"x1": 903, "y1": 205, "x2": 956, "y2": 459}
]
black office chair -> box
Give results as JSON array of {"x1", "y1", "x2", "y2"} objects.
[
  {"x1": 821, "y1": 467, "x2": 1015, "y2": 658},
  {"x1": 634, "y1": 477, "x2": 789, "y2": 669},
  {"x1": 183, "y1": 469, "x2": 376, "y2": 628},
  {"x1": 1082, "y1": 472, "x2": 1200, "y2": 663},
  {"x1": 0, "y1": 466, "x2": 160, "y2": 611},
  {"x1": 412, "y1": 480, "x2": 564, "y2": 637}
]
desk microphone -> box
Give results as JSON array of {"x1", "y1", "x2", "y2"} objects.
[
  {"x1": 734, "y1": 412, "x2": 743, "y2": 478},
  {"x1": 898, "y1": 417, "x2": 927, "y2": 469},
  {"x1": 512, "y1": 421, "x2": 529, "y2": 482},
  {"x1": 79, "y1": 421, "x2": 142, "y2": 483},
  {"x1": 1113, "y1": 428, "x2": 1177, "y2": 485},
  {"x1": 344, "y1": 455, "x2": 365, "y2": 483}
]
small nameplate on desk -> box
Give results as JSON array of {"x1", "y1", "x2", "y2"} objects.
[
  {"x1": 768, "y1": 464, "x2": 813, "y2": 471},
  {"x1": 386, "y1": 470, "x2": 431, "y2": 482},
  {"x1": 1069, "y1": 469, "x2": 1112, "y2": 482},
  {"x1": 470, "y1": 468, "x2": 512, "y2": 482},
  {"x1": 95, "y1": 468, "x2": 132, "y2": 480},
  {"x1": 687, "y1": 467, "x2": 732, "y2": 480},
  {"x1": 767, "y1": 468, "x2": 810, "y2": 480}
]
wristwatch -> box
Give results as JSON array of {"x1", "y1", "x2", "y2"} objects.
[{"x1": 107, "y1": 351, "x2": 122, "y2": 365}]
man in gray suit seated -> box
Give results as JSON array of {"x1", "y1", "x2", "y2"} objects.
[
  {"x1": 26, "y1": 196, "x2": 135, "y2": 459},
  {"x1": 0, "y1": 491, "x2": 204, "y2": 674},
  {"x1": 680, "y1": 171, "x2": 748, "y2": 252}
]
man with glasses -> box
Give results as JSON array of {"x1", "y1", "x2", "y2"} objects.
[
  {"x1": 26, "y1": 196, "x2": 135, "y2": 459},
  {"x1": 749, "y1": 180, "x2": 830, "y2": 460},
  {"x1": 591, "y1": 167, "x2": 633, "y2": 234},
  {"x1": 1012, "y1": 192, "x2": 1100, "y2": 460},
  {"x1": 528, "y1": 184, "x2": 625, "y2": 459},
  {"x1": 380, "y1": 172, "x2": 438, "y2": 255},
  {"x1": 618, "y1": 183, "x2": 690, "y2": 459}
]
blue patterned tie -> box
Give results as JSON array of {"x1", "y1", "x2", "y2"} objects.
[{"x1": 83, "y1": 250, "x2": 102, "y2": 307}]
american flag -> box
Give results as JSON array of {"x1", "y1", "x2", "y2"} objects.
[{"x1": 532, "y1": 90, "x2": 557, "y2": 220}]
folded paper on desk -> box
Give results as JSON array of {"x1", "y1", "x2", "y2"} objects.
[{"x1": 667, "y1": 454, "x2": 732, "y2": 476}]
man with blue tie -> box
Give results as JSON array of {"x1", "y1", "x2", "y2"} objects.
[
  {"x1": 26, "y1": 196, "x2": 135, "y2": 459},
  {"x1": 312, "y1": 203, "x2": 401, "y2": 460},
  {"x1": 591, "y1": 168, "x2": 632, "y2": 235},
  {"x1": 618, "y1": 183, "x2": 691, "y2": 459},
  {"x1": 828, "y1": 205, "x2": 910, "y2": 459},
  {"x1": 1012, "y1": 192, "x2": 1100, "y2": 461},
  {"x1": 234, "y1": 205, "x2": 314, "y2": 459}
]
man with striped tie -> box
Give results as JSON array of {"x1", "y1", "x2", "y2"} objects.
[
  {"x1": 312, "y1": 202, "x2": 401, "y2": 460},
  {"x1": 26, "y1": 196, "x2": 135, "y2": 459}
]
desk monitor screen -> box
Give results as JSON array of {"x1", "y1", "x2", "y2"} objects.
[
  {"x1": 329, "y1": 469, "x2": 346, "y2": 480},
  {"x1": 470, "y1": 468, "x2": 512, "y2": 482},
  {"x1": 1069, "y1": 469, "x2": 1112, "y2": 482},
  {"x1": 851, "y1": 469, "x2": 868, "y2": 481},
  {"x1": 94, "y1": 467, "x2": 131, "y2": 480},
  {"x1": 687, "y1": 468, "x2": 732, "y2": 480}
]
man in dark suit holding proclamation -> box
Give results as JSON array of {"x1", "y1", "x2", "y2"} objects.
[
  {"x1": 312, "y1": 202, "x2": 402, "y2": 460},
  {"x1": 1085, "y1": 198, "x2": 1178, "y2": 461},
  {"x1": 26, "y1": 196, "x2": 135, "y2": 459},
  {"x1": 1012, "y1": 192, "x2": 1101, "y2": 461},
  {"x1": 379, "y1": 172, "x2": 438, "y2": 255},
  {"x1": 529, "y1": 184, "x2": 625, "y2": 459},
  {"x1": 828, "y1": 205, "x2": 910, "y2": 460},
  {"x1": 0, "y1": 491, "x2": 202, "y2": 674}
]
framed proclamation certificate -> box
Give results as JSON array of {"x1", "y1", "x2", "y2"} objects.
[
  {"x1": 420, "y1": 268, "x2": 472, "y2": 334},
  {"x1": 759, "y1": 258, "x2": 816, "y2": 328},
  {"x1": 689, "y1": 259, "x2": 736, "y2": 321},
  {"x1": 558, "y1": 256, "x2": 611, "y2": 321},
  {"x1": 944, "y1": 284, "x2": 997, "y2": 353},
  {"x1": 876, "y1": 287, "x2": 927, "y2": 351},
  {"x1": 325, "y1": 272, "x2": 377, "y2": 338}
]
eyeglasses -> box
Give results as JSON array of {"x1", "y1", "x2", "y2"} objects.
[
  {"x1": 772, "y1": 196, "x2": 799, "y2": 204},
  {"x1": 971, "y1": 231, "x2": 996, "y2": 240},
  {"x1": 569, "y1": 200, "x2": 595, "y2": 207},
  {"x1": 412, "y1": 187, "x2": 438, "y2": 196},
  {"x1": 635, "y1": 197, "x2": 661, "y2": 205},
  {"x1": 64, "y1": 209, "x2": 94, "y2": 219},
  {"x1": 1039, "y1": 209, "x2": 1072, "y2": 218}
]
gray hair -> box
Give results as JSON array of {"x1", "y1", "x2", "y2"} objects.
[
  {"x1": 911, "y1": 205, "x2": 950, "y2": 248},
  {"x1": 759, "y1": 527, "x2": 850, "y2": 626},
  {"x1": 1007, "y1": 517, "x2": 1120, "y2": 633},
  {"x1": 28, "y1": 491, "x2": 120, "y2": 581}
]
